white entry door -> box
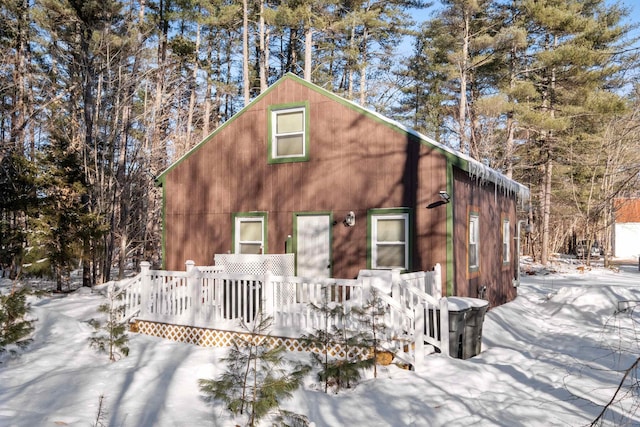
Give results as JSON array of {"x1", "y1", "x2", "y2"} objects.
[{"x1": 296, "y1": 214, "x2": 331, "y2": 278}]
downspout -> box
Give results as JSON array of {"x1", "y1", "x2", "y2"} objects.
[{"x1": 445, "y1": 162, "x2": 455, "y2": 296}]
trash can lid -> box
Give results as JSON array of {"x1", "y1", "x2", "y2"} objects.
[
  {"x1": 447, "y1": 297, "x2": 473, "y2": 311},
  {"x1": 456, "y1": 297, "x2": 489, "y2": 308}
]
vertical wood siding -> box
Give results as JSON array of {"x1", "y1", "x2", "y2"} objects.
[{"x1": 452, "y1": 168, "x2": 518, "y2": 307}]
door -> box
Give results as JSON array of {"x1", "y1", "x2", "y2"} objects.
[{"x1": 296, "y1": 214, "x2": 331, "y2": 278}]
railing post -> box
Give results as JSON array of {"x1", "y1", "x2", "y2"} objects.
[
  {"x1": 140, "y1": 261, "x2": 151, "y2": 318},
  {"x1": 263, "y1": 270, "x2": 275, "y2": 320},
  {"x1": 439, "y1": 297, "x2": 450, "y2": 357},
  {"x1": 433, "y1": 263, "x2": 442, "y2": 298},
  {"x1": 391, "y1": 268, "x2": 402, "y2": 307},
  {"x1": 360, "y1": 274, "x2": 371, "y2": 306},
  {"x1": 414, "y1": 303, "x2": 425, "y2": 372},
  {"x1": 186, "y1": 260, "x2": 198, "y2": 323}
]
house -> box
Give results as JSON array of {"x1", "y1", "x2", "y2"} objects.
[
  {"x1": 612, "y1": 198, "x2": 640, "y2": 259},
  {"x1": 156, "y1": 73, "x2": 529, "y2": 308}
]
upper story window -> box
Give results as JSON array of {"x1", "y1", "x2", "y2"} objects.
[
  {"x1": 469, "y1": 212, "x2": 480, "y2": 272},
  {"x1": 369, "y1": 208, "x2": 411, "y2": 271},
  {"x1": 233, "y1": 212, "x2": 267, "y2": 254},
  {"x1": 268, "y1": 103, "x2": 309, "y2": 163}
]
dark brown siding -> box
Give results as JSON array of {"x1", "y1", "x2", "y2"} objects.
[
  {"x1": 163, "y1": 77, "x2": 449, "y2": 279},
  {"x1": 452, "y1": 167, "x2": 518, "y2": 307}
]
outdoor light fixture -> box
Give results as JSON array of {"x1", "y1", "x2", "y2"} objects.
[
  {"x1": 427, "y1": 191, "x2": 452, "y2": 209},
  {"x1": 343, "y1": 211, "x2": 356, "y2": 227}
]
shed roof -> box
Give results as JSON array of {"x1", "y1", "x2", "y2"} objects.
[{"x1": 157, "y1": 73, "x2": 529, "y2": 201}]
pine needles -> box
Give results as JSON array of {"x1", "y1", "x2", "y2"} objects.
[{"x1": 199, "y1": 311, "x2": 310, "y2": 427}]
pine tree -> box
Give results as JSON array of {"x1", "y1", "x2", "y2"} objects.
[
  {"x1": 88, "y1": 286, "x2": 129, "y2": 362},
  {"x1": 37, "y1": 119, "x2": 90, "y2": 291},
  {"x1": 351, "y1": 287, "x2": 390, "y2": 379},
  {"x1": 0, "y1": 151, "x2": 39, "y2": 280},
  {"x1": 0, "y1": 286, "x2": 34, "y2": 356},
  {"x1": 512, "y1": 0, "x2": 634, "y2": 263},
  {"x1": 301, "y1": 295, "x2": 373, "y2": 393},
  {"x1": 199, "y1": 310, "x2": 310, "y2": 427}
]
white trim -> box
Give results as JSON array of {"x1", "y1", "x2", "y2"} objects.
[
  {"x1": 235, "y1": 216, "x2": 265, "y2": 254},
  {"x1": 502, "y1": 219, "x2": 510, "y2": 263},
  {"x1": 372, "y1": 213, "x2": 409, "y2": 270},
  {"x1": 271, "y1": 107, "x2": 306, "y2": 159},
  {"x1": 469, "y1": 214, "x2": 480, "y2": 270}
]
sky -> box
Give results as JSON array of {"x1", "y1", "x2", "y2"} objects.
[
  {"x1": 401, "y1": 0, "x2": 640, "y2": 57},
  {"x1": 1, "y1": 258, "x2": 639, "y2": 426}
]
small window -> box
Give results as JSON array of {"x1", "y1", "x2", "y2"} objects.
[
  {"x1": 370, "y1": 211, "x2": 410, "y2": 270},
  {"x1": 233, "y1": 213, "x2": 267, "y2": 254},
  {"x1": 268, "y1": 104, "x2": 309, "y2": 163},
  {"x1": 469, "y1": 213, "x2": 479, "y2": 271},
  {"x1": 502, "y1": 219, "x2": 510, "y2": 263}
]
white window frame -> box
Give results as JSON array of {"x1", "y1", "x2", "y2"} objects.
[
  {"x1": 502, "y1": 219, "x2": 510, "y2": 263},
  {"x1": 371, "y1": 212, "x2": 409, "y2": 270},
  {"x1": 271, "y1": 106, "x2": 306, "y2": 161},
  {"x1": 234, "y1": 215, "x2": 266, "y2": 254},
  {"x1": 469, "y1": 213, "x2": 480, "y2": 271}
]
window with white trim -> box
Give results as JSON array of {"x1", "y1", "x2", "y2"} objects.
[
  {"x1": 371, "y1": 213, "x2": 409, "y2": 270},
  {"x1": 502, "y1": 219, "x2": 510, "y2": 263},
  {"x1": 234, "y1": 214, "x2": 266, "y2": 254},
  {"x1": 270, "y1": 106, "x2": 307, "y2": 162},
  {"x1": 469, "y1": 213, "x2": 479, "y2": 271}
]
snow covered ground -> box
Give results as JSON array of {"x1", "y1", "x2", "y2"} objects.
[{"x1": 1, "y1": 259, "x2": 639, "y2": 426}]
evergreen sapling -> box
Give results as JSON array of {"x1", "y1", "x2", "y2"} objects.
[
  {"x1": 199, "y1": 310, "x2": 310, "y2": 427},
  {"x1": 351, "y1": 287, "x2": 390, "y2": 378},
  {"x1": 0, "y1": 286, "x2": 34, "y2": 357},
  {"x1": 301, "y1": 288, "x2": 373, "y2": 393},
  {"x1": 88, "y1": 286, "x2": 129, "y2": 361}
]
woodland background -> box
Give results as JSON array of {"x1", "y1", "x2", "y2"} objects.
[{"x1": 1, "y1": 0, "x2": 639, "y2": 289}]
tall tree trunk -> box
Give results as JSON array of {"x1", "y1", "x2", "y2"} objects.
[
  {"x1": 347, "y1": 24, "x2": 355, "y2": 100},
  {"x1": 186, "y1": 22, "x2": 200, "y2": 145},
  {"x1": 304, "y1": 26, "x2": 312, "y2": 81},
  {"x1": 258, "y1": 0, "x2": 267, "y2": 93},
  {"x1": 242, "y1": 0, "x2": 250, "y2": 105},
  {"x1": 10, "y1": 0, "x2": 29, "y2": 153},
  {"x1": 203, "y1": 45, "x2": 213, "y2": 138},
  {"x1": 540, "y1": 155, "x2": 552, "y2": 264},
  {"x1": 359, "y1": 27, "x2": 368, "y2": 106},
  {"x1": 458, "y1": 9, "x2": 470, "y2": 155},
  {"x1": 504, "y1": 40, "x2": 519, "y2": 179}
]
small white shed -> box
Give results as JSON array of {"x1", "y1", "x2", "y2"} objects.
[{"x1": 613, "y1": 198, "x2": 640, "y2": 259}]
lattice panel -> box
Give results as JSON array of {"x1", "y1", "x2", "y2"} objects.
[
  {"x1": 214, "y1": 254, "x2": 295, "y2": 275},
  {"x1": 133, "y1": 320, "x2": 370, "y2": 358}
]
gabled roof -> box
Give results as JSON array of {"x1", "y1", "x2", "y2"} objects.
[{"x1": 157, "y1": 73, "x2": 529, "y2": 201}]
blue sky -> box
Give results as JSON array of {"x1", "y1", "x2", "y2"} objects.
[{"x1": 403, "y1": 0, "x2": 640, "y2": 54}]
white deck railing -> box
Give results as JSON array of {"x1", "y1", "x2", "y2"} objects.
[{"x1": 116, "y1": 260, "x2": 449, "y2": 369}]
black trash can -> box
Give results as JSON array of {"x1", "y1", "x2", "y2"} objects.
[
  {"x1": 428, "y1": 298, "x2": 471, "y2": 358},
  {"x1": 458, "y1": 297, "x2": 489, "y2": 359}
]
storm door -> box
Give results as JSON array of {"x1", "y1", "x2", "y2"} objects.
[{"x1": 295, "y1": 214, "x2": 331, "y2": 278}]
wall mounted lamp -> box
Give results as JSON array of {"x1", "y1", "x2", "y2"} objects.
[
  {"x1": 343, "y1": 211, "x2": 356, "y2": 227},
  {"x1": 426, "y1": 191, "x2": 451, "y2": 209}
]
